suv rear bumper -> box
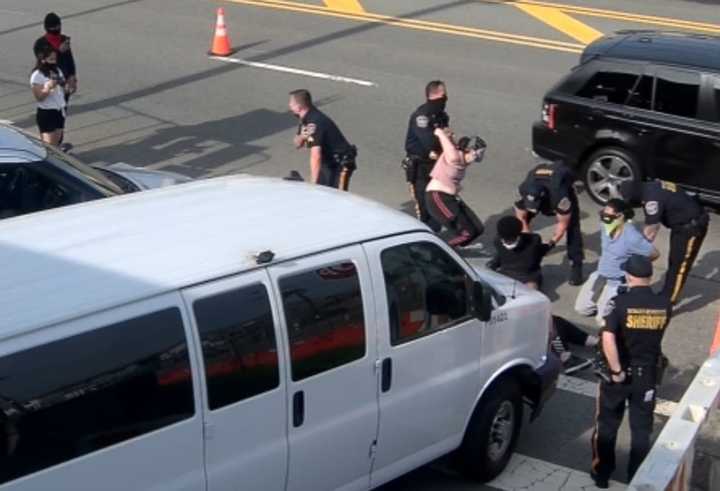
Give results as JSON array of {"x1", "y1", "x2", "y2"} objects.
[
  {"x1": 532, "y1": 121, "x2": 580, "y2": 166},
  {"x1": 531, "y1": 349, "x2": 562, "y2": 420}
]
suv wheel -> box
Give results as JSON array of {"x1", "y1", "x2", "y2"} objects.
[
  {"x1": 582, "y1": 147, "x2": 641, "y2": 205},
  {"x1": 456, "y1": 381, "x2": 523, "y2": 482}
]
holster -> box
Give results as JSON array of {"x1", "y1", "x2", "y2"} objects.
[
  {"x1": 402, "y1": 156, "x2": 419, "y2": 183},
  {"x1": 333, "y1": 145, "x2": 358, "y2": 171}
]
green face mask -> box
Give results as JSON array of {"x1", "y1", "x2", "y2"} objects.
[{"x1": 603, "y1": 218, "x2": 623, "y2": 236}]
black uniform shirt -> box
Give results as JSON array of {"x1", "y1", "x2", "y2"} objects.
[
  {"x1": 641, "y1": 180, "x2": 704, "y2": 229},
  {"x1": 299, "y1": 107, "x2": 352, "y2": 164},
  {"x1": 404, "y1": 101, "x2": 449, "y2": 159},
  {"x1": 518, "y1": 164, "x2": 575, "y2": 216},
  {"x1": 490, "y1": 233, "x2": 550, "y2": 283},
  {"x1": 602, "y1": 286, "x2": 672, "y2": 367}
]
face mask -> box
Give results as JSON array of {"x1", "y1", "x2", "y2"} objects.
[
  {"x1": 427, "y1": 97, "x2": 447, "y2": 113},
  {"x1": 502, "y1": 238, "x2": 520, "y2": 250},
  {"x1": 603, "y1": 218, "x2": 623, "y2": 236}
]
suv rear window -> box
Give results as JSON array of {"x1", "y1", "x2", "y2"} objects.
[{"x1": 653, "y1": 68, "x2": 700, "y2": 119}]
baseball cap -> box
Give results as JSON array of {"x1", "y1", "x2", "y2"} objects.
[
  {"x1": 522, "y1": 183, "x2": 545, "y2": 212},
  {"x1": 622, "y1": 254, "x2": 653, "y2": 278},
  {"x1": 618, "y1": 181, "x2": 643, "y2": 207}
]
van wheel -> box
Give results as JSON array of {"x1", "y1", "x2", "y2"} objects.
[
  {"x1": 582, "y1": 147, "x2": 641, "y2": 205},
  {"x1": 457, "y1": 381, "x2": 523, "y2": 482}
]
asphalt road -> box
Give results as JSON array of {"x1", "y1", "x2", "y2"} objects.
[{"x1": 2, "y1": 0, "x2": 720, "y2": 489}]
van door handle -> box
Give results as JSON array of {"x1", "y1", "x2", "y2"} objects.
[
  {"x1": 381, "y1": 358, "x2": 393, "y2": 393},
  {"x1": 293, "y1": 391, "x2": 305, "y2": 428}
]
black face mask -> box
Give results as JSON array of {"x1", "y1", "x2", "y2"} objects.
[{"x1": 426, "y1": 96, "x2": 447, "y2": 114}]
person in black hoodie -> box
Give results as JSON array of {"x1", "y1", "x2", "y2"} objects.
[
  {"x1": 487, "y1": 215, "x2": 551, "y2": 290},
  {"x1": 37, "y1": 13, "x2": 77, "y2": 100}
]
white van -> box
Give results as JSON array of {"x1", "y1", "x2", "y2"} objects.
[{"x1": 0, "y1": 176, "x2": 559, "y2": 491}]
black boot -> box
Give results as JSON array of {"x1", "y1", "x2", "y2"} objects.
[
  {"x1": 590, "y1": 472, "x2": 609, "y2": 489},
  {"x1": 569, "y1": 262, "x2": 583, "y2": 286}
]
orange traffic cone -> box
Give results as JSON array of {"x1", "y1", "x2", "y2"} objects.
[
  {"x1": 711, "y1": 311, "x2": 720, "y2": 356},
  {"x1": 209, "y1": 8, "x2": 233, "y2": 56}
]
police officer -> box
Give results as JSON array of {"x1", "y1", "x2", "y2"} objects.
[
  {"x1": 289, "y1": 89, "x2": 357, "y2": 190},
  {"x1": 404, "y1": 81, "x2": 450, "y2": 232},
  {"x1": 590, "y1": 254, "x2": 672, "y2": 488},
  {"x1": 514, "y1": 160, "x2": 584, "y2": 285},
  {"x1": 619, "y1": 180, "x2": 709, "y2": 304}
]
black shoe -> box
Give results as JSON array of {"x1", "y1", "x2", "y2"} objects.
[
  {"x1": 569, "y1": 262, "x2": 583, "y2": 286},
  {"x1": 563, "y1": 354, "x2": 593, "y2": 375},
  {"x1": 590, "y1": 472, "x2": 609, "y2": 489},
  {"x1": 59, "y1": 142, "x2": 73, "y2": 153}
]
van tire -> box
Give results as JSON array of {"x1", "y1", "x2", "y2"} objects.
[
  {"x1": 456, "y1": 380, "x2": 523, "y2": 482},
  {"x1": 582, "y1": 147, "x2": 641, "y2": 206}
]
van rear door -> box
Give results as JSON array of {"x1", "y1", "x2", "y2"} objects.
[
  {"x1": 269, "y1": 246, "x2": 379, "y2": 491},
  {"x1": 182, "y1": 271, "x2": 288, "y2": 491}
]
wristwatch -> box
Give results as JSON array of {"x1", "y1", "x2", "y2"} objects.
[{"x1": 610, "y1": 368, "x2": 624, "y2": 376}]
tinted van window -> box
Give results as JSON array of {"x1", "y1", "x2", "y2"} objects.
[
  {"x1": 0, "y1": 308, "x2": 194, "y2": 485},
  {"x1": 194, "y1": 284, "x2": 280, "y2": 410},
  {"x1": 577, "y1": 70, "x2": 639, "y2": 104},
  {"x1": 381, "y1": 242, "x2": 471, "y2": 345},
  {"x1": 653, "y1": 68, "x2": 701, "y2": 118},
  {"x1": 280, "y1": 261, "x2": 366, "y2": 381}
]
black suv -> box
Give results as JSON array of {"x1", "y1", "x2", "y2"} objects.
[{"x1": 533, "y1": 31, "x2": 720, "y2": 206}]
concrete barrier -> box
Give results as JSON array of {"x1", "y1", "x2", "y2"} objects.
[{"x1": 628, "y1": 350, "x2": 720, "y2": 491}]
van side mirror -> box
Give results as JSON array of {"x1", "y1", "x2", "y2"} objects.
[{"x1": 473, "y1": 281, "x2": 493, "y2": 322}]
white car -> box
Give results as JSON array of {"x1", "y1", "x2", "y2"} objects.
[
  {"x1": 0, "y1": 123, "x2": 190, "y2": 219},
  {"x1": 0, "y1": 176, "x2": 559, "y2": 490}
]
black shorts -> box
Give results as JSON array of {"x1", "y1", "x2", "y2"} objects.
[{"x1": 36, "y1": 108, "x2": 65, "y2": 133}]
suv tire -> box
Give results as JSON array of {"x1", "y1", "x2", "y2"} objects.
[
  {"x1": 456, "y1": 380, "x2": 523, "y2": 482},
  {"x1": 582, "y1": 147, "x2": 641, "y2": 205}
]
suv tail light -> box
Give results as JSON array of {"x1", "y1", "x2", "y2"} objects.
[{"x1": 541, "y1": 102, "x2": 557, "y2": 130}]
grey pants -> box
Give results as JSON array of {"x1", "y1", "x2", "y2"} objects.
[{"x1": 574, "y1": 271, "x2": 623, "y2": 326}]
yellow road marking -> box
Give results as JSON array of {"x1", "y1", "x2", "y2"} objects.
[
  {"x1": 226, "y1": 0, "x2": 584, "y2": 53},
  {"x1": 508, "y1": 0, "x2": 720, "y2": 34},
  {"x1": 323, "y1": 0, "x2": 364, "y2": 14},
  {"x1": 515, "y1": 3, "x2": 602, "y2": 44}
]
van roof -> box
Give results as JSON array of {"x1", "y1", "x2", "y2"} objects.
[
  {"x1": 582, "y1": 31, "x2": 720, "y2": 72},
  {"x1": 0, "y1": 176, "x2": 426, "y2": 341}
]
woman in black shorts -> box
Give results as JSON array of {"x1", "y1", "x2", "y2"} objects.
[{"x1": 30, "y1": 39, "x2": 66, "y2": 146}]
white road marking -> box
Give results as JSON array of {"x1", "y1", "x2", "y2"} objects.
[
  {"x1": 209, "y1": 56, "x2": 377, "y2": 87},
  {"x1": 490, "y1": 453, "x2": 625, "y2": 490},
  {"x1": 559, "y1": 374, "x2": 678, "y2": 417},
  {"x1": 0, "y1": 119, "x2": 15, "y2": 125}
]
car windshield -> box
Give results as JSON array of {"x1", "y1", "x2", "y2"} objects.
[{"x1": 44, "y1": 146, "x2": 125, "y2": 196}]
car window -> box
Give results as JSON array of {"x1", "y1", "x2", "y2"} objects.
[
  {"x1": 381, "y1": 242, "x2": 472, "y2": 346},
  {"x1": 279, "y1": 261, "x2": 366, "y2": 381},
  {"x1": 45, "y1": 146, "x2": 124, "y2": 196},
  {"x1": 0, "y1": 308, "x2": 194, "y2": 485},
  {"x1": 653, "y1": 68, "x2": 701, "y2": 119},
  {"x1": 193, "y1": 284, "x2": 280, "y2": 410},
  {"x1": 576, "y1": 70, "x2": 639, "y2": 104},
  {"x1": 625, "y1": 75, "x2": 654, "y2": 110},
  {"x1": 0, "y1": 165, "x2": 79, "y2": 219}
]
